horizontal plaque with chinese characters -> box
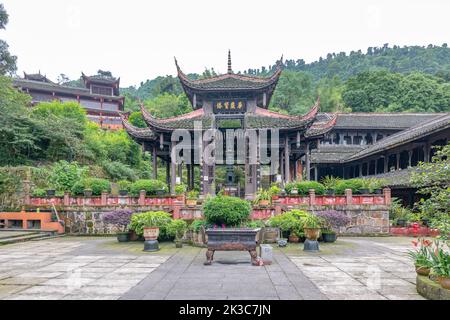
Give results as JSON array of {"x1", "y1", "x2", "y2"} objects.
[{"x1": 213, "y1": 100, "x2": 247, "y2": 113}]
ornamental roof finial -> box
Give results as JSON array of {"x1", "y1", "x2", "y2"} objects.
[{"x1": 227, "y1": 50, "x2": 233, "y2": 74}]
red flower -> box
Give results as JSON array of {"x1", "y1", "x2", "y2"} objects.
[
  {"x1": 412, "y1": 240, "x2": 418, "y2": 247},
  {"x1": 422, "y1": 240, "x2": 432, "y2": 247}
]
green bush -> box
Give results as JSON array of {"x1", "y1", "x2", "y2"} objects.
[
  {"x1": 189, "y1": 219, "x2": 209, "y2": 232},
  {"x1": 128, "y1": 211, "x2": 173, "y2": 238},
  {"x1": 175, "y1": 184, "x2": 187, "y2": 195},
  {"x1": 268, "y1": 210, "x2": 308, "y2": 236},
  {"x1": 101, "y1": 161, "x2": 138, "y2": 182},
  {"x1": 32, "y1": 188, "x2": 46, "y2": 197},
  {"x1": 71, "y1": 178, "x2": 111, "y2": 196},
  {"x1": 130, "y1": 179, "x2": 168, "y2": 196},
  {"x1": 203, "y1": 195, "x2": 251, "y2": 226},
  {"x1": 284, "y1": 182, "x2": 297, "y2": 194},
  {"x1": 167, "y1": 219, "x2": 188, "y2": 239},
  {"x1": 334, "y1": 179, "x2": 364, "y2": 195},
  {"x1": 49, "y1": 160, "x2": 87, "y2": 192},
  {"x1": 296, "y1": 181, "x2": 325, "y2": 195},
  {"x1": 117, "y1": 180, "x2": 132, "y2": 191}
]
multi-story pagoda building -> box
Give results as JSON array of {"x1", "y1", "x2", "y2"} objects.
[
  {"x1": 122, "y1": 52, "x2": 336, "y2": 198},
  {"x1": 14, "y1": 72, "x2": 125, "y2": 129}
]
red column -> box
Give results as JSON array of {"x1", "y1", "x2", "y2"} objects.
[
  {"x1": 64, "y1": 192, "x2": 70, "y2": 206},
  {"x1": 101, "y1": 192, "x2": 108, "y2": 206},
  {"x1": 138, "y1": 190, "x2": 146, "y2": 206}
]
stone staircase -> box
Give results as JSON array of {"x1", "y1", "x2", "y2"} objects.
[{"x1": 0, "y1": 229, "x2": 63, "y2": 245}]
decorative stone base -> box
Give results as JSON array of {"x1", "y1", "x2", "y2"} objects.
[
  {"x1": 303, "y1": 239, "x2": 320, "y2": 252},
  {"x1": 143, "y1": 240, "x2": 160, "y2": 252},
  {"x1": 416, "y1": 275, "x2": 450, "y2": 300}
]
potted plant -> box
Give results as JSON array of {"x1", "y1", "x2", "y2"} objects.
[
  {"x1": 367, "y1": 178, "x2": 384, "y2": 194},
  {"x1": 303, "y1": 213, "x2": 323, "y2": 241},
  {"x1": 186, "y1": 190, "x2": 199, "y2": 206},
  {"x1": 321, "y1": 176, "x2": 340, "y2": 196},
  {"x1": 168, "y1": 219, "x2": 188, "y2": 248},
  {"x1": 253, "y1": 189, "x2": 272, "y2": 206},
  {"x1": 102, "y1": 210, "x2": 133, "y2": 242},
  {"x1": 46, "y1": 188, "x2": 56, "y2": 197},
  {"x1": 174, "y1": 184, "x2": 187, "y2": 201},
  {"x1": 429, "y1": 242, "x2": 450, "y2": 289},
  {"x1": 83, "y1": 188, "x2": 93, "y2": 197},
  {"x1": 128, "y1": 211, "x2": 172, "y2": 241},
  {"x1": 269, "y1": 184, "x2": 282, "y2": 200},
  {"x1": 408, "y1": 238, "x2": 434, "y2": 276},
  {"x1": 117, "y1": 180, "x2": 131, "y2": 196},
  {"x1": 359, "y1": 179, "x2": 371, "y2": 195},
  {"x1": 316, "y1": 210, "x2": 351, "y2": 243}
]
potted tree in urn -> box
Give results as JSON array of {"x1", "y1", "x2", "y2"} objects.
[
  {"x1": 269, "y1": 184, "x2": 282, "y2": 201},
  {"x1": 316, "y1": 210, "x2": 351, "y2": 243},
  {"x1": 186, "y1": 190, "x2": 199, "y2": 206},
  {"x1": 128, "y1": 211, "x2": 173, "y2": 252},
  {"x1": 168, "y1": 219, "x2": 188, "y2": 248},
  {"x1": 102, "y1": 209, "x2": 133, "y2": 242},
  {"x1": 303, "y1": 214, "x2": 322, "y2": 241},
  {"x1": 253, "y1": 189, "x2": 272, "y2": 206}
]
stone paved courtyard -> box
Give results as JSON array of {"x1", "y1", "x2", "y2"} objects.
[{"x1": 0, "y1": 236, "x2": 424, "y2": 300}]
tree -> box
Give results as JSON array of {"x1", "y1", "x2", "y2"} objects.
[
  {"x1": 270, "y1": 71, "x2": 315, "y2": 115},
  {"x1": 342, "y1": 70, "x2": 402, "y2": 112},
  {"x1": 411, "y1": 144, "x2": 450, "y2": 239},
  {"x1": 128, "y1": 111, "x2": 146, "y2": 128},
  {"x1": 0, "y1": 3, "x2": 8, "y2": 29},
  {"x1": 0, "y1": 76, "x2": 36, "y2": 165},
  {"x1": 0, "y1": 4, "x2": 17, "y2": 75},
  {"x1": 144, "y1": 93, "x2": 192, "y2": 119}
]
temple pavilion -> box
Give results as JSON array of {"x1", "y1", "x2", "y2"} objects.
[{"x1": 122, "y1": 52, "x2": 336, "y2": 198}]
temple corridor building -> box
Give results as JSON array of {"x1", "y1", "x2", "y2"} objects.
[
  {"x1": 122, "y1": 53, "x2": 450, "y2": 204},
  {"x1": 14, "y1": 72, "x2": 125, "y2": 129}
]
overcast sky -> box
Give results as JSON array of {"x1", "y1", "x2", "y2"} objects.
[{"x1": 1, "y1": 0, "x2": 449, "y2": 87}]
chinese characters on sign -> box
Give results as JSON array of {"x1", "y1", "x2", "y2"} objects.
[{"x1": 213, "y1": 100, "x2": 247, "y2": 113}]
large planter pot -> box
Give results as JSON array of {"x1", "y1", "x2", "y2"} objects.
[
  {"x1": 325, "y1": 189, "x2": 335, "y2": 196},
  {"x1": 373, "y1": 189, "x2": 383, "y2": 195},
  {"x1": 117, "y1": 232, "x2": 130, "y2": 242},
  {"x1": 272, "y1": 195, "x2": 279, "y2": 201},
  {"x1": 259, "y1": 200, "x2": 270, "y2": 206},
  {"x1": 175, "y1": 239, "x2": 183, "y2": 248},
  {"x1": 397, "y1": 218, "x2": 407, "y2": 227},
  {"x1": 359, "y1": 189, "x2": 370, "y2": 195},
  {"x1": 84, "y1": 190, "x2": 93, "y2": 197},
  {"x1": 129, "y1": 230, "x2": 139, "y2": 241},
  {"x1": 438, "y1": 277, "x2": 450, "y2": 290},
  {"x1": 262, "y1": 227, "x2": 279, "y2": 243},
  {"x1": 322, "y1": 232, "x2": 337, "y2": 243},
  {"x1": 46, "y1": 189, "x2": 56, "y2": 197},
  {"x1": 288, "y1": 235, "x2": 299, "y2": 243},
  {"x1": 143, "y1": 227, "x2": 160, "y2": 241},
  {"x1": 186, "y1": 199, "x2": 197, "y2": 206},
  {"x1": 119, "y1": 190, "x2": 128, "y2": 196},
  {"x1": 304, "y1": 228, "x2": 321, "y2": 241},
  {"x1": 415, "y1": 265, "x2": 431, "y2": 276}
]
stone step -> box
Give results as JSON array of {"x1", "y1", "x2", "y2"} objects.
[
  {"x1": 0, "y1": 230, "x2": 41, "y2": 240},
  {"x1": 0, "y1": 233, "x2": 51, "y2": 245}
]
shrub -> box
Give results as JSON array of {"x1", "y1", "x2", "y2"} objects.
[
  {"x1": 128, "y1": 211, "x2": 173, "y2": 237},
  {"x1": 130, "y1": 179, "x2": 168, "y2": 196},
  {"x1": 167, "y1": 219, "x2": 188, "y2": 239},
  {"x1": 316, "y1": 210, "x2": 351, "y2": 230},
  {"x1": 186, "y1": 190, "x2": 199, "y2": 200},
  {"x1": 269, "y1": 184, "x2": 282, "y2": 196},
  {"x1": 175, "y1": 184, "x2": 187, "y2": 195},
  {"x1": 49, "y1": 160, "x2": 87, "y2": 192},
  {"x1": 296, "y1": 181, "x2": 325, "y2": 195},
  {"x1": 189, "y1": 219, "x2": 209, "y2": 232},
  {"x1": 203, "y1": 195, "x2": 251, "y2": 226},
  {"x1": 32, "y1": 188, "x2": 46, "y2": 197},
  {"x1": 117, "y1": 180, "x2": 132, "y2": 192},
  {"x1": 284, "y1": 182, "x2": 297, "y2": 194},
  {"x1": 102, "y1": 210, "x2": 133, "y2": 233},
  {"x1": 102, "y1": 160, "x2": 138, "y2": 182},
  {"x1": 334, "y1": 179, "x2": 364, "y2": 195},
  {"x1": 71, "y1": 178, "x2": 111, "y2": 196},
  {"x1": 321, "y1": 176, "x2": 341, "y2": 190},
  {"x1": 268, "y1": 210, "x2": 308, "y2": 236}
]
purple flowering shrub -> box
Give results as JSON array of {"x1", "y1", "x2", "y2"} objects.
[
  {"x1": 316, "y1": 210, "x2": 351, "y2": 230},
  {"x1": 102, "y1": 210, "x2": 133, "y2": 233}
]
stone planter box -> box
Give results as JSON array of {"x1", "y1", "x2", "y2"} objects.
[{"x1": 416, "y1": 275, "x2": 450, "y2": 300}]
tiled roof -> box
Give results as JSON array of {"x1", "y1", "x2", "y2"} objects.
[
  {"x1": 13, "y1": 78, "x2": 124, "y2": 101},
  {"x1": 305, "y1": 114, "x2": 337, "y2": 138},
  {"x1": 141, "y1": 105, "x2": 213, "y2": 131},
  {"x1": 345, "y1": 114, "x2": 450, "y2": 161},
  {"x1": 332, "y1": 112, "x2": 444, "y2": 130},
  {"x1": 311, "y1": 145, "x2": 364, "y2": 164},
  {"x1": 120, "y1": 114, "x2": 158, "y2": 141},
  {"x1": 366, "y1": 168, "x2": 418, "y2": 188}
]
